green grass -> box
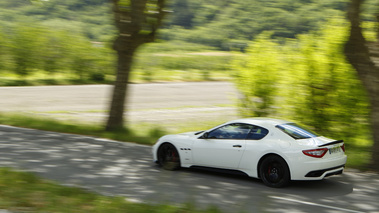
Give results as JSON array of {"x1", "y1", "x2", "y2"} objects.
[
  {"x1": 0, "y1": 168, "x2": 221, "y2": 213},
  {"x1": 0, "y1": 75, "x2": 113, "y2": 87}
]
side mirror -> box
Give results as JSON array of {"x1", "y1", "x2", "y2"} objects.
[{"x1": 200, "y1": 132, "x2": 209, "y2": 139}]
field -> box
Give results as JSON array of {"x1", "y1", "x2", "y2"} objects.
[{"x1": 0, "y1": 42, "x2": 236, "y2": 86}]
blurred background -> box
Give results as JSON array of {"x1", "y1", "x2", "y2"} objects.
[
  {"x1": 0, "y1": 0, "x2": 377, "y2": 167},
  {"x1": 1, "y1": 0, "x2": 379, "y2": 212}
]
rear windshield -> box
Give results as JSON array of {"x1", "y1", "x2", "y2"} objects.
[{"x1": 276, "y1": 123, "x2": 319, "y2": 139}]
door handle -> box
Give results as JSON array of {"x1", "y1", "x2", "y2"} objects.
[{"x1": 233, "y1": 145, "x2": 242, "y2": 148}]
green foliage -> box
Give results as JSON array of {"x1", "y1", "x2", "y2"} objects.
[
  {"x1": 1, "y1": 0, "x2": 378, "y2": 52},
  {"x1": 294, "y1": 19, "x2": 367, "y2": 134},
  {"x1": 0, "y1": 28, "x2": 8, "y2": 71},
  {"x1": 0, "y1": 0, "x2": 114, "y2": 42},
  {"x1": 1, "y1": 0, "x2": 378, "y2": 85},
  {"x1": 40, "y1": 29, "x2": 70, "y2": 75},
  {"x1": 162, "y1": 0, "x2": 355, "y2": 50},
  {"x1": 0, "y1": 22, "x2": 114, "y2": 82},
  {"x1": 232, "y1": 32, "x2": 280, "y2": 117},
  {"x1": 10, "y1": 24, "x2": 44, "y2": 76},
  {"x1": 232, "y1": 18, "x2": 369, "y2": 142},
  {"x1": 168, "y1": 0, "x2": 194, "y2": 29}
]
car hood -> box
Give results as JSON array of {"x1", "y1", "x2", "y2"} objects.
[{"x1": 297, "y1": 136, "x2": 340, "y2": 147}]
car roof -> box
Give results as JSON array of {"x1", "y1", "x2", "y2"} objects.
[{"x1": 226, "y1": 117, "x2": 290, "y2": 127}]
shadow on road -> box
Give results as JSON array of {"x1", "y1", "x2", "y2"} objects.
[
  {"x1": 0, "y1": 125, "x2": 378, "y2": 213},
  {"x1": 180, "y1": 165, "x2": 354, "y2": 196}
]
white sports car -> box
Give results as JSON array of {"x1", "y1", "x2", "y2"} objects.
[{"x1": 152, "y1": 118, "x2": 347, "y2": 187}]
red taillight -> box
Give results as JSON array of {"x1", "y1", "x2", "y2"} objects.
[
  {"x1": 302, "y1": 148, "x2": 328, "y2": 158},
  {"x1": 341, "y1": 144, "x2": 345, "y2": 152}
]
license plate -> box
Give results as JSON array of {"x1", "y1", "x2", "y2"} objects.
[{"x1": 329, "y1": 146, "x2": 341, "y2": 154}]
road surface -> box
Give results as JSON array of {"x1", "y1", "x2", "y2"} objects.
[
  {"x1": 0, "y1": 125, "x2": 378, "y2": 213},
  {"x1": 0, "y1": 82, "x2": 239, "y2": 129}
]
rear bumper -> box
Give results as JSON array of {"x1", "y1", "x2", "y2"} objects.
[
  {"x1": 305, "y1": 164, "x2": 345, "y2": 177},
  {"x1": 290, "y1": 154, "x2": 347, "y2": 180}
]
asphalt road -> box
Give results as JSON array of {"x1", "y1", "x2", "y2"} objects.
[
  {"x1": 0, "y1": 125, "x2": 378, "y2": 213},
  {"x1": 0, "y1": 82, "x2": 239, "y2": 127}
]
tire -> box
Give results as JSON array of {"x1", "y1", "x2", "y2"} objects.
[
  {"x1": 157, "y1": 143, "x2": 181, "y2": 171},
  {"x1": 259, "y1": 155, "x2": 290, "y2": 188}
]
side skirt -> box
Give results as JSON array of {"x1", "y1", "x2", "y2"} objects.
[{"x1": 189, "y1": 166, "x2": 250, "y2": 177}]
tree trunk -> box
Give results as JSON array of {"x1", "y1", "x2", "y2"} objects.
[
  {"x1": 105, "y1": 50, "x2": 134, "y2": 131},
  {"x1": 105, "y1": 0, "x2": 166, "y2": 131},
  {"x1": 372, "y1": 101, "x2": 379, "y2": 171},
  {"x1": 345, "y1": 0, "x2": 379, "y2": 171}
]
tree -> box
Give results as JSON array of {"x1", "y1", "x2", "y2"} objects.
[
  {"x1": 106, "y1": 0, "x2": 168, "y2": 131},
  {"x1": 232, "y1": 18, "x2": 368, "y2": 140},
  {"x1": 168, "y1": 0, "x2": 194, "y2": 29},
  {"x1": 11, "y1": 24, "x2": 44, "y2": 77},
  {"x1": 344, "y1": 0, "x2": 379, "y2": 171},
  {"x1": 232, "y1": 32, "x2": 280, "y2": 117},
  {"x1": 40, "y1": 29, "x2": 69, "y2": 77},
  {"x1": 0, "y1": 28, "x2": 7, "y2": 71}
]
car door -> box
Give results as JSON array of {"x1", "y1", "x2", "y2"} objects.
[{"x1": 192, "y1": 123, "x2": 253, "y2": 169}]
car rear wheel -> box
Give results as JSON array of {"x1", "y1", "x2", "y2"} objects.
[
  {"x1": 157, "y1": 143, "x2": 180, "y2": 170},
  {"x1": 259, "y1": 155, "x2": 290, "y2": 188}
]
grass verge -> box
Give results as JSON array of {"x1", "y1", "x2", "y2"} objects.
[
  {"x1": 0, "y1": 113, "x2": 165, "y2": 145},
  {"x1": 0, "y1": 168, "x2": 220, "y2": 213}
]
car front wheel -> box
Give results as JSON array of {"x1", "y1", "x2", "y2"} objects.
[
  {"x1": 157, "y1": 143, "x2": 181, "y2": 170},
  {"x1": 259, "y1": 155, "x2": 290, "y2": 188}
]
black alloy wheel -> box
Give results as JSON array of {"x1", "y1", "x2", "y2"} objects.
[
  {"x1": 259, "y1": 155, "x2": 290, "y2": 188},
  {"x1": 157, "y1": 143, "x2": 181, "y2": 170}
]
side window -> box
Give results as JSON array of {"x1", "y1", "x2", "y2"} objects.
[
  {"x1": 246, "y1": 126, "x2": 269, "y2": 140},
  {"x1": 207, "y1": 123, "x2": 253, "y2": 139}
]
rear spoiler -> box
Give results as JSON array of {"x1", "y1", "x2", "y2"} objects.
[{"x1": 318, "y1": 140, "x2": 344, "y2": 147}]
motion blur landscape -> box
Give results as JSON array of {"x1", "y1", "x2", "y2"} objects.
[{"x1": 1, "y1": 0, "x2": 379, "y2": 212}]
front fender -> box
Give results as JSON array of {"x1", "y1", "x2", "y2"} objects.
[{"x1": 152, "y1": 135, "x2": 194, "y2": 166}]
